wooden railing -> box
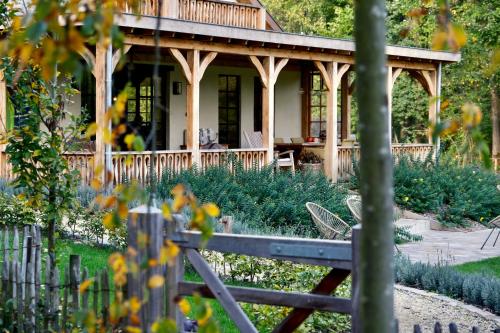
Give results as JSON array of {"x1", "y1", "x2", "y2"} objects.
[
  {"x1": 0, "y1": 151, "x2": 13, "y2": 180},
  {"x1": 111, "y1": 150, "x2": 192, "y2": 184},
  {"x1": 119, "y1": 0, "x2": 158, "y2": 16},
  {"x1": 64, "y1": 152, "x2": 95, "y2": 186},
  {"x1": 178, "y1": 0, "x2": 265, "y2": 29},
  {"x1": 200, "y1": 148, "x2": 267, "y2": 170},
  {"x1": 337, "y1": 144, "x2": 433, "y2": 179}
]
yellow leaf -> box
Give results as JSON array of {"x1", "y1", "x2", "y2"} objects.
[
  {"x1": 128, "y1": 296, "x2": 142, "y2": 315},
  {"x1": 171, "y1": 184, "x2": 185, "y2": 197},
  {"x1": 178, "y1": 298, "x2": 191, "y2": 316},
  {"x1": 431, "y1": 31, "x2": 448, "y2": 51},
  {"x1": 126, "y1": 326, "x2": 142, "y2": 333},
  {"x1": 86, "y1": 123, "x2": 98, "y2": 138},
  {"x1": 103, "y1": 213, "x2": 114, "y2": 230},
  {"x1": 172, "y1": 195, "x2": 188, "y2": 212},
  {"x1": 161, "y1": 203, "x2": 172, "y2": 220},
  {"x1": 202, "y1": 203, "x2": 220, "y2": 218},
  {"x1": 79, "y1": 279, "x2": 93, "y2": 294},
  {"x1": 197, "y1": 305, "x2": 213, "y2": 326},
  {"x1": 148, "y1": 275, "x2": 165, "y2": 289},
  {"x1": 91, "y1": 178, "x2": 102, "y2": 191},
  {"x1": 159, "y1": 240, "x2": 180, "y2": 266},
  {"x1": 103, "y1": 127, "x2": 113, "y2": 144},
  {"x1": 124, "y1": 134, "x2": 135, "y2": 150},
  {"x1": 118, "y1": 202, "x2": 129, "y2": 219},
  {"x1": 450, "y1": 23, "x2": 467, "y2": 50}
]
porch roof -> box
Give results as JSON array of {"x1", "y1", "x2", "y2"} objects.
[{"x1": 116, "y1": 13, "x2": 461, "y2": 64}]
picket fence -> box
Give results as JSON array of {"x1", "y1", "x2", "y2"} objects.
[{"x1": 0, "y1": 225, "x2": 112, "y2": 332}]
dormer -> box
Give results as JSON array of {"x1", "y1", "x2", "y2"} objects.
[{"x1": 119, "y1": 0, "x2": 282, "y2": 31}]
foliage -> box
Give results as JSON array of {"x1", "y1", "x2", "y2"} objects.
[
  {"x1": 197, "y1": 252, "x2": 351, "y2": 332},
  {"x1": 298, "y1": 151, "x2": 322, "y2": 164},
  {"x1": 395, "y1": 255, "x2": 500, "y2": 314},
  {"x1": 158, "y1": 164, "x2": 352, "y2": 237},
  {"x1": 353, "y1": 155, "x2": 499, "y2": 227},
  {"x1": 0, "y1": 192, "x2": 37, "y2": 226}
]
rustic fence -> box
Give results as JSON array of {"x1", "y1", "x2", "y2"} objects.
[
  {"x1": 1, "y1": 220, "x2": 498, "y2": 332},
  {"x1": 0, "y1": 225, "x2": 112, "y2": 332}
]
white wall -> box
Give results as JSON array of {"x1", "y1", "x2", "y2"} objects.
[{"x1": 169, "y1": 64, "x2": 302, "y2": 149}]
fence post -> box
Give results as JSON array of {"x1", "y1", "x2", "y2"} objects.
[
  {"x1": 167, "y1": 214, "x2": 185, "y2": 330},
  {"x1": 70, "y1": 255, "x2": 81, "y2": 322},
  {"x1": 127, "y1": 205, "x2": 165, "y2": 332},
  {"x1": 351, "y1": 224, "x2": 361, "y2": 333}
]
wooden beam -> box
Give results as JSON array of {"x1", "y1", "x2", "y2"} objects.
[
  {"x1": 77, "y1": 46, "x2": 97, "y2": 77},
  {"x1": 0, "y1": 70, "x2": 6, "y2": 178},
  {"x1": 341, "y1": 74, "x2": 351, "y2": 141},
  {"x1": 112, "y1": 45, "x2": 132, "y2": 72},
  {"x1": 426, "y1": 70, "x2": 438, "y2": 144},
  {"x1": 94, "y1": 45, "x2": 106, "y2": 182},
  {"x1": 169, "y1": 48, "x2": 192, "y2": 85},
  {"x1": 186, "y1": 249, "x2": 258, "y2": 333},
  {"x1": 420, "y1": 70, "x2": 436, "y2": 96},
  {"x1": 198, "y1": 52, "x2": 217, "y2": 82},
  {"x1": 336, "y1": 64, "x2": 350, "y2": 87},
  {"x1": 273, "y1": 269, "x2": 351, "y2": 333},
  {"x1": 271, "y1": 58, "x2": 288, "y2": 85},
  {"x1": 387, "y1": 67, "x2": 394, "y2": 144},
  {"x1": 262, "y1": 56, "x2": 274, "y2": 163},
  {"x1": 179, "y1": 282, "x2": 352, "y2": 314},
  {"x1": 124, "y1": 35, "x2": 441, "y2": 71},
  {"x1": 313, "y1": 61, "x2": 332, "y2": 91},
  {"x1": 186, "y1": 50, "x2": 200, "y2": 165},
  {"x1": 249, "y1": 56, "x2": 268, "y2": 88},
  {"x1": 392, "y1": 68, "x2": 403, "y2": 87}
]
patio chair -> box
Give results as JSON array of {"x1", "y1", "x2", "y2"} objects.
[
  {"x1": 480, "y1": 216, "x2": 500, "y2": 250},
  {"x1": 243, "y1": 131, "x2": 295, "y2": 173},
  {"x1": 305, "y1": 202, "x2": 352, "y2": 240}
]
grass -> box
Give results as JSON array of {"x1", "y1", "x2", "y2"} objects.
[{"x1": 454, "y1": 257, "x2": 500, "y2": 279}]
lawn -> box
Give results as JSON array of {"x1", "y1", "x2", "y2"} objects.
[{"x1": 454, "y1": 257, "x2": 500, "y2": 279}]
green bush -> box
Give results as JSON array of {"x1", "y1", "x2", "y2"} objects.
[
  {"x1": 395, "y1": 255, "x2": 500, "y2": 314},
  {"x1": 158, "y1": 163, "x2": 353, "y2": 237},
  {"x1": 0, "y1": 192, "x2": 37, "y2": 226},
  {"x1": 352, "y1": 155, "x2": 500, "y2": 227}
]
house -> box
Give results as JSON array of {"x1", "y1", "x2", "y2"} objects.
[{"x1": 0, "y1": 0, "x2": 461, "y2": 184}]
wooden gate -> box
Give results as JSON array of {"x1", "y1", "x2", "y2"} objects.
[{"x1": 127, "y1": 207, "x2": 361, "y2": 333}]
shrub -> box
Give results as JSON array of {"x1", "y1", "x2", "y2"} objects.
[
  {"x1": 352, "y1": 155, "x2": 500, "y2": 227},
  {"x1": 0, "y1": 192, "x2": 37, "y2": 226},
  {"x1": 395, "y1": 255, "x2": 500, "y2": 314},
  {"x1": 158, "y1": 163, "x2": 352, "y2": 237}
]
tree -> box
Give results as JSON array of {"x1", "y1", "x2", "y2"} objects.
[{"x1": 354, "y1": 0, "x2": 395, "y2": 331}]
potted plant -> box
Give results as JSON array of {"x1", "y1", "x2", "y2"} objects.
[{"x1": 298, "y1": 151, "x2": 323, "y2": 173}]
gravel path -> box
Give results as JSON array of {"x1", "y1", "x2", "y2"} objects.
[{"x1": 395, "y1": 285, "x2": 499, "y2": 332}]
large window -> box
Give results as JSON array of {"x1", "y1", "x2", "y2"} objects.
[
  {"x1": 218, "y1": 75, "x2": 240, "y2": 148},
  {"x1": 309, "y1": 72, "x2": 327, "y2": 138}
]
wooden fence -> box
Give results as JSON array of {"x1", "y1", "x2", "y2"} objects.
[{"x1": 0, "y1": 225, "x2": 112, "y2": 332}]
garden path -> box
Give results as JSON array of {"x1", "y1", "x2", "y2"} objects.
[{"x1": 397, "y1": 219, "x2": 499, "y2": 264}]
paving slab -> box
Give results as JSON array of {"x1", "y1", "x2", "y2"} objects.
[{"x1": 398, "y1": 228, "x2": 500, "y2": 265}]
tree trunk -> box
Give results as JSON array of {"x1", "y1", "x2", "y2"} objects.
[
  {"x1": 354, "y1": 0, "x2": 395, "y2": 332},
  {"x1": 491, "y1": 88, "x2": 499, "y2": 162}
]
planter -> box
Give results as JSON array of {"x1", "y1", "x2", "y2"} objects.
[{"x1": 299, "y1": 162, "x2": 323, "y2": 173}]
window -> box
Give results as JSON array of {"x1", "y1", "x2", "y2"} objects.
[
  {"x1": 80, "y1": 66, "x2": 96, "y2": 124},
  {"x1": 218, "y1": 75, "x2": 240, "y2": 148},
  {"x1": 309, "y1": 72, "x2": 327, "y2": 138}
]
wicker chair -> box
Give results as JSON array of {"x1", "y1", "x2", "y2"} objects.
[
  {"x1": 347, "y1": 195, "x2": 402, "y2": 223},
  {"x1": 306, "y1": 202, "x2": 352, "y2": 240}
]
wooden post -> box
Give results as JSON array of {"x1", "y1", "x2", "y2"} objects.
[
  {"x1": 187, "y1": 50, "x2": 200, "y2": 166},
  {"x1": 69, "y1": 255, "x2": 81, "y2": 317},
  {"x1": 95, "y1": 45, "x2": 106, "y2": 182},
  {"x1": 387, "y1": 67, "x2": 402, "y2": 145},
  {"x1": 167, "y1": 214, "x2": 185, "y2": 329},
  {"x1": 351, "y1": 224, "x2": 361, "y2": 333},
  {"x1": 257, "y1": 8, "x2": 266, "y2": 29},
  {"x1": 340, "y1": 73, "x2": 351, "y2": 141},
  {"x1": 249, "y1": 56, "x2": 288, "y2": 164},
  {"x1": 313, "y1": 61, "x2": 349, "y2": 181},
  {"x1": 165, "y1": 0, "x2": 179, "y2": 18},
  {"x1": 424, "y1": 70, "x2": 437, "y2": 144},
  {"x1": 127, "y1": 205, "x2": 164, "y2": 332}
]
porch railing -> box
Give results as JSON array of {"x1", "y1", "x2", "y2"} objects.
[
  {"x1": 200, "y1": 148, "x2": 267, "y2": 170},
  {"x1": 111, "y1": 150, "x2": 192, "y2": 184},
  {"x1": 64, "y1": 152, "x2": 95, "y2": 186},
  {"x1": 337, "y1": 144, "x2": 433, "y2": 179},
  {"x1": 178, "y1": 0, "x2": 265, "y2": 29},
  {"x1": 119, "y1": 0, "x2": 266, "y2": 30}
]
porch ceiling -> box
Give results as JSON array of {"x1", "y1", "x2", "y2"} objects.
[{"x1": 116, "y1": 13, "x2": 461, "y2": 64}]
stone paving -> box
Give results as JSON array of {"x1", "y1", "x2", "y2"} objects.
[{"x1": 397, "y1": 219, "x2": 500, "y2": 265}]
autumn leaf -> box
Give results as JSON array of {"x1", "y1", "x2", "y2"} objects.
[
  {"x1": 178, "y1": 298, "x2": 191, "y2": 315},
  {"x1": 202, "y1": 203, "x2": 220, "y2": 218},
  {"x1": 159, "y1": 240, "x2": 180, "y2": 266},
  {"x1": 79, "y1": 279, "x2": 93, "y2": 294},
  {"x1": 162, "y1": 203, "x2": 172, "y2": 220},
  {"x1": 128, "y1": 296, "x2": 142, "y2": 315},
  {"x1": 148, "y1": 275, "x2": 165, "y2": 289}
]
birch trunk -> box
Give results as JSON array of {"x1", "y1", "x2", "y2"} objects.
[
  {"x1": 353, "y1": 0, "x2": 395, "y2": 332},
  {"x1": 491, "y1": 88, "x2": 499, "y2": 160}
]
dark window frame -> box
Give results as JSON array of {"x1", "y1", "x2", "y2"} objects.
[{"x1": 218, "y1": 75, "x2": 241, "y2": 148}]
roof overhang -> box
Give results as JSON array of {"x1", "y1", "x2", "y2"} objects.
[{"x1": 116, "y1": 14, "x2": 461, "y2": 64}]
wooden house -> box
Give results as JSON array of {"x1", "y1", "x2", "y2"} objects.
[{"x1": 0, "y1": 0, "x2": 461, "y2": 184}]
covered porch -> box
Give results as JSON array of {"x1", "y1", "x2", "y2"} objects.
[{"x1": 0, "y1": 14, "x2": 459, "y2": 185}]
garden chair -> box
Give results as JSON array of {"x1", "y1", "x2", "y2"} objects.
[
  {"x1": 305, "y1": 202, "x2": 352, "y2": 240},
  {"x1": 243, "y1": 131, "x2": 295, "y2": 173},
  {"x1": 480, "y1": 215, "x2": 500, "y2": 250}
]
